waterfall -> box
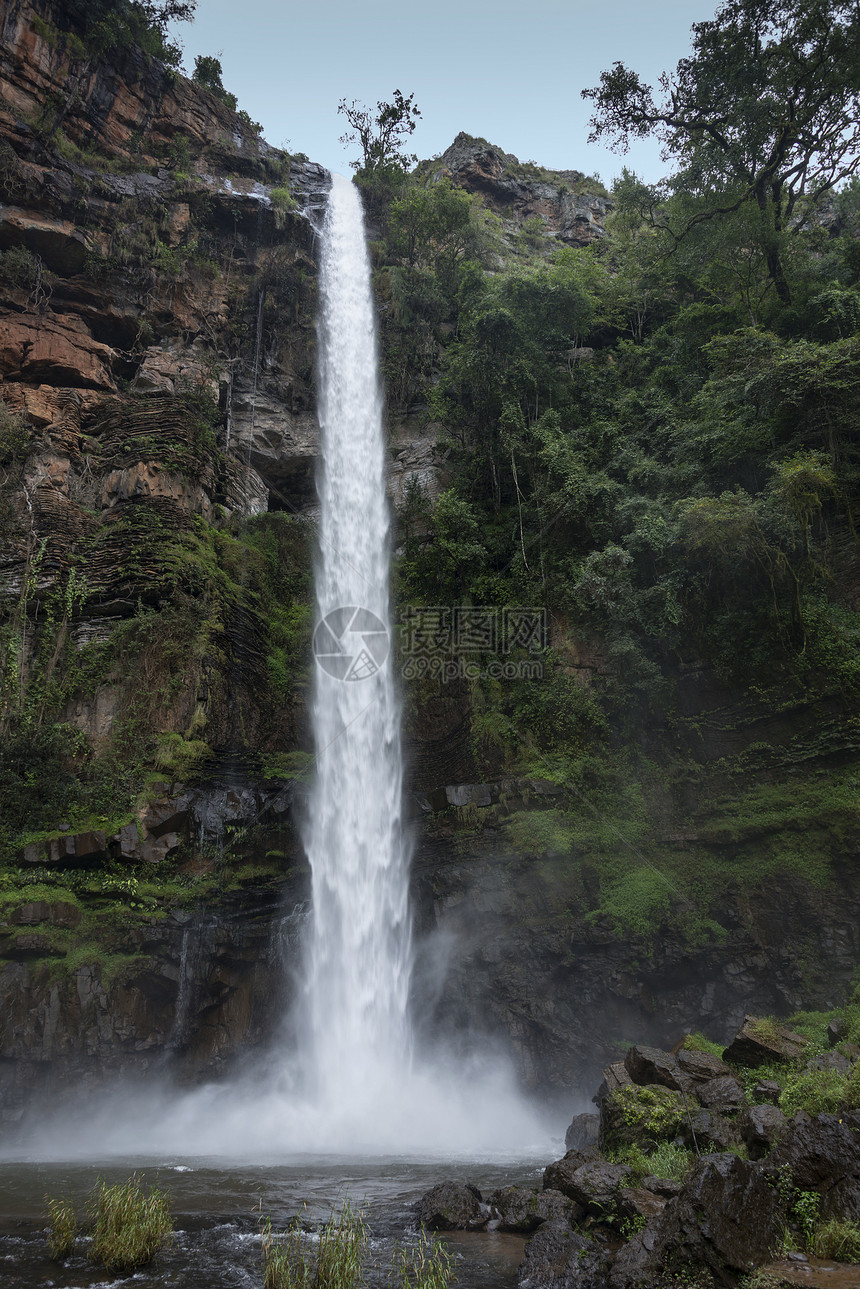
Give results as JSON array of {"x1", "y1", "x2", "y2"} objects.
[{"x1": 301, "y1": 173, "x2": 412, "y2": 1115}]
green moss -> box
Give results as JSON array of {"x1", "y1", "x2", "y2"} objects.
[
  {"x1": 682, "y1": 1031, "x2": 725, "y2": 1057},
  {"x1": 603, "y1": 1084, "x2": 687, "y2": 1151}
]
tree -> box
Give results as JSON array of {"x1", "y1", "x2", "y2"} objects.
[
  {"x1": 192, "y1": 55, "x2": 237, "y2": 111},
  {"x1": 337, "y1": 89, "x2": 421, "y2": 175},
  {"x1": 583, "y1": 0, "x2": 860, "y2": 303}
]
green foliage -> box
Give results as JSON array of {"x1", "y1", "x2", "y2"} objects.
[
  {"x1": 53, "y1": 1, "x2": 197, "y2": 69},
  {"x1": 270, "y1": 185, "x2": 297, "y2": 229},
  {"x1": 610, "y1": 1140, "x2": 695, "y2": 1185},
  {"x1": 191, "y1": 54, "x2": 237, "y2": 110},
  {"x1": 812, "y1": 1217, "x2": 860, "y2": 1261},
  {"x1": 338, "y1": 89, "x2": 421, "y2": 176},
  {"x1": 682, "y1": 1032, "x2": 725, "y2": 1058},
  {"x1": 391, "y1": 1230, "x2": 455, "y2": 1289},
  {"x1": 261, "y1": 1201, "x2": 367, "y2": 1289},
  {"x1": 46, "y1": 1196, "x2": 77, "y2": 1259},
  {"x1": 87, "y1": 1174, "x2": 171, "y2": 1272},
  {"x1": 603, "y1": 1083, "x2": 687, "y2": 1150},
  {"x1": 779, "y1": 1068, "x2": 848, "y2": 1117}
]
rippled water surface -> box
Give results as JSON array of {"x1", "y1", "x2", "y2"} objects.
[{"x1": 0, "y1": 1155, "x2": 543, "y2": 1289}]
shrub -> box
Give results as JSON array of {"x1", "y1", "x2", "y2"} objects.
[
  {"x1": 270, "y1": 186, "x2": 297, "y2": 229},
  {"x1": 812, "y1": 1217, "x2": 860, "y2": 1261},
  {"x1": 779, "y1": 1068, "x2": 848, "y2": 1117},
  {"x1": 45, "y1": 1196, "x2": 76, "y2": 1259},
  {"x1": 88, "y1": 1175, "x2": 171, "y2": 1272}
]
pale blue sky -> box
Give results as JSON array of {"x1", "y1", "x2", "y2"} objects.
[{"x1": 174, "y1": 0, "x2": 718, "y2": 183}]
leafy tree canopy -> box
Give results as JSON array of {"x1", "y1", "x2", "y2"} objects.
[
  {"x1": 583, "y1": 0, "x2": 860, "y2": 302},
  {"x1": 337, "y1": 89, "x2": 421, "y2": 176}
]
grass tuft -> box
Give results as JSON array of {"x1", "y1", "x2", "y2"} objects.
[
  {"x1": 45, "y1": 1195, "x2": 76, "y2": 1259},
  {"x1": 88, "y1": 1174, "x2": 171, "y2": 1272},
  {"x1": 812, "y1": 1217, "x2": 860, "y2": 1261}
]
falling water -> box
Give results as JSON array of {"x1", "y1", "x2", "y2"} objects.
[
  {"x1": 301, "y1": 173, "x2": 412, "y2": 1116},
  {"x1": 3, "y1": 175, "x2": 551, "y2": 1162}
]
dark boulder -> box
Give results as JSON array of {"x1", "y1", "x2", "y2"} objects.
[
  {"x1": 561, "y1": 1160, "x2": 633, "y2": 1216},
  {"x1": 741, "y1": 1104, "x2": 787, "y2": 1160},
  {"x1": 751, "y1": 1079, "x2": 782, "y2": 1105},
  {"x1": 657, "y1": 1153, "x2": 782, "y2": 1283},
  {"x1": 643, "y1": 1176, "x2": 682, "y2": 1198},
  {"x1": 518, "y1": 1221, "x2": 610, "y2": 1289},
  {"x1": 624, "y1": 1044, "x2": 688, "y2": 1092},
  {"x1": 565, "y1": 1112, "x2": 600, "y2": 1153},
  {"x1": 543, "y1": 1150, "x2": 600, "y2": 1196},
  {"x1": 491, "y1": 1186, "x2": 578, "y2": 1233},
  {"x1": 415, "y1": 1180, "x2": 486, "y2": 1231},
  {"x1": 696, "y1": 1074, "x2": 746, "y2": 1113},
  {"x1": 601, "y1": 1083, "x2": 687, "y2": 1151},
  {"x1": 679, "y1": 1107, "x2": 738, "y2": 1153},
  {"x1": 676, "y1": 1047, "x2": 733, "y2": 1083},
  {"x1": 617, "y1": 1186, "x2": 667, "y2": 1224},
  {"x1": 765, "y1": 1112, "x2": 860, "y2": 1221},
  {"x1": 723, "y1": 1015, "x2": 807, "y2": 1068}
]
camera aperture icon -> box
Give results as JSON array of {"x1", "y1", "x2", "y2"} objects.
[{"x1": 312, "y1": 605, "x2": 390, "y2": 682}]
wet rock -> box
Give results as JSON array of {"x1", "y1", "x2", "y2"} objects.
[
  {"x1": 617, "y1": 1187, "x2": 666, "y2": 1224},
  {"x1": 828, "y1": 1017, "x2": 848, "y2": 1047},
  {"x1": 806, "y1": 1050, "x2": 854, "y2": 1075},
  {"x1": 543, "y1": 1150, "x2": 601, "y2": 1197},
  {"x1": 765, "y1": 1112, "x2": 860, "y2": 1221},
  {"x1": 643, "y1": 1176, "x2": 682, "y2": 1198},
  {"x1": 741, "y1": 1104, "x2": 787, "y2": 1159},
  {"x1": 676, "y1": 1047, "x2": 733, "y2": 1083},
  {"x1": 564, "y1": 1112, "x2": 599, "y2": 1153},
  {"x1": 560, "y1": 1160, "x2": 633, "y2": 1215},
  {"x1": 624, "y1": 1044, "x2": 687, "y2": 1092},
  {"x1": 415, "y1": 1181, "x2": 486, "y2": 1231},
  {"x1": 593, "y1": 1061, "x2": 633, "y2": 1107},
  {"x1": 680, "y1": 1108, "x2": 738, "y2": 1153},
  {"x1": 609, "y1": 1221, "x2": 661, "y2": 1289},
  {"x1": 614, "y1": 1153, "x2": 784, "y2": 1286},
  {"x1": 695, "y1": 1073, "x2": 746, "y2": 1113},
  {"x1": 601, "y1": 1083, "x2": 687, "y2": 1151},
  {"x1": 723, "y1": 1015, "x2": 808, "y2": 1067},
  {"x1": 490, "y1": 1186, "x2": 577, "y2": 1233},
  {"x1": 518, "y1": 1221, "x2": 610, "y2": 1289},
  {"x1": 752, "y1": 1079, "x2": 783, "y2": 1105}
]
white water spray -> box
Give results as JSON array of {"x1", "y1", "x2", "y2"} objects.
[{"x1": 302, "y1": 172, "x2": 412, "y2": 1110}]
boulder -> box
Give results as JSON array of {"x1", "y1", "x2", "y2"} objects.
[
  {"x1": 518, "y1": 1221, "x2": 610, "y2": 1289},
  {"x1": 643, "y1": 1176, "x2": 682, "y2": 1198},
  {"x1": 617, "y1": 1186, "x2": 667, "y2": 1224},
  {"x1": 752, "y1": 1079, "x2": 783, "y2": 1105},
  {"x1": 624, "y1": 1044, "x2": 688, "y2": 1092},
  {"x1": 806, "y1": 1050, "x2": 854, "y2": 1075},
  {"x1": 564, "y1": 1112, "x2": 600, "y2": 1153},
  {"x1": 676, "y1": 1048, "x2": 733, "y2": 1083},
  {"x1": 415, "y1": 1181, "x2": 486, "y2": 1231},
  {"x1": 616, "y1": 1154, "x2": 784, "y2": 1286},
  {"x1": 740, "y1": 1104, "x2": 787, "y2": 1160},
  {"x1": 601, "y1": 1083, "x2": 687, "y2": 1151},
  {"x1": 543, "y1": 1150, "x2": 600, "y2": 1196},
  {"x1": 695, "y1": 1074, "x2": 746, "y2": 1113},
  {"x1": 593, "y1": 1061, "x2": 633, "y2": 1106},
  {"x1": 765, "y1": 1112, "x2": 860, "y2": 1221},
  {"x1": 723, "y1": 1015, "x2": 808, "y2": 1068},
  {"x1": 560, "y1": 1160, "x2": 633, "y2": 1216},
  {"x1": 491, "y1": 1186, "x2": 578, "y2": 1233},
  {"x1": 680, "y1": 1108, "x2": 739, "y2": 1153},
  {"x1": 609, "y1": 1221, "x2": 661, "y2": 1289}
]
